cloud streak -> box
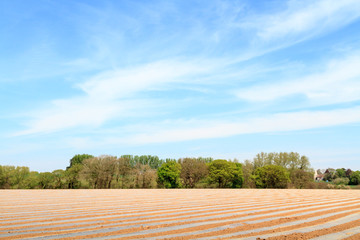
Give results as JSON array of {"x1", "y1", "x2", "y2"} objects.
[
  {"x1": 10, "y1": 0, "x2": 360, "y2": 151},
  {"x1": 231, "y1": 0, "x2": 360, "y2": 61},
  {"x1": 122, "y1": 106, "x2": 360, "y2": 145},
  {"x1": 14, "y1": 59, "x2": 220, "y2": 135},
  {"x1": 258, "y1": 0, "x2": 360, "y2": 40},
  {"x1": 235, "y1": 53, "x2": 360, "y2": 105}
]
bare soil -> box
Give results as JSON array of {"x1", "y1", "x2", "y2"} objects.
[{"x1": 0, "y1": 189, "x2": 359, "y2": 239}]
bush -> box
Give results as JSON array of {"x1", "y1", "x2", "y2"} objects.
[
  {"x1": 350, "y1": 171, "x2": 360, "y2": 185},
  {"x1": 207, "y1": 160, "x2": 243, "y2": 188},
  {"x1": 305, "y1": 181, "x2": 329, "y2": 189},
  {"x1": 289, "y1": 169, "x2": 314, "y2": 189},
  {"x1": 157, "y1": 161, "x2": 182, "y2": 188},
  {"x1": 336, "y1": 185, "x2": 351, "y2": 190},
  {"x1": 332, "y1": 177, "x2": 350, "y2": 185},
  {"x1": 253, "y1": 165, "x2": 290, "y2": 188}
]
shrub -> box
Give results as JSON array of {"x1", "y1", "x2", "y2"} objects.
[
  {"x1": 305, "y1": 181, "x2": 329, "y2": 189},
  {"x1": 253, "y1": 165, "x2": 290, "y2": 188},
  {"x1": 332, "y1": 177, "x2": 350, "y2": 185}
]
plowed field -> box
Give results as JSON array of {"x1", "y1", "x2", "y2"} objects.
[{"x1": 1, "y1": 189, "x2": 360, "y2": 239}]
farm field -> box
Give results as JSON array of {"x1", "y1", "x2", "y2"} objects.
[{"x1": 0, "y1": 189, "x2": 360, "y2": 240}]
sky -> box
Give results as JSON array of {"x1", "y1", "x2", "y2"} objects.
[{"x1": 1, "y1": 0, "x2": 360, "y2": 172}]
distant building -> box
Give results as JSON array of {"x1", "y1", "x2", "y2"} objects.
[
  {"x1": 315, "y1": 174, "x2": 324, "y2": 181},
  {"x1": 314, "y1": 169, "x2": 324, "y2": 181}
]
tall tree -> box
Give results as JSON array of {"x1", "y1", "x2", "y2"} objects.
[
  {"x1": 346, "y1": 169, "x2": 353, "y2": 179},
  {"x1": 323, "y1": 168, "x2": 336, "y2": 181},
  {"x1": 253, "y1": 165, "x2": 290, "y2": 188},
  {"x1": 231, "y1": 162, "x2": 244, "y2": 188},
  {"x1": 179, "y1": 158, "x2": 208, "y2": 188},
  {"x1": 335, "y1": 168, "x2": 346, "y2": 178},
  {"x1": 65, "y1": 164, "x2": 83, "y2": 189},
  {"x1": 38, "y1": 172, "x2": 55, "y2": 189},
  {"x1": 0, "y1": 165, "x2": 8, "y2": 188},
  {"x1": 157, "y1": 161, "x2": 182, "y2": 188},
  {"x1": 242, "y1": 160, "x2": 255, "y2": 188},
  {"x1": 115, "y1": 157, "x2": 133, "y2": 188},
  {"x1": 10, "y1": 166, "x2": 30, "y2": 188},
  {"x1": 134, "y1": 164, "x2": 157, "y2": 188},
  {"x1": 81, "y1": 156, "x2": 117, "y2": 188},
  {"x1": 52, "y1": 169, "x2": 65, "y2": 189},
  {"x1": 290, "y1": 169, "x2": 314, "y2": 189},
  {"x1": 208, "y1": 160, "x2": 243, "y2": 188},
  {"x1": 253, "y1": 152, "x2": 269, "y2": 169},
  {"x1": 350, "y1": 171, "x2": 360, "y2": 185},
  {"x1": 67, "y1": 154, "x2": 94, "y2": 169},
  {"x1": 22, "y1": 171, "x2": 40, "y2": 189}
]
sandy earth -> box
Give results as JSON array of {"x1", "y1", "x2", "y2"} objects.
[{"x1": 0, "y1": 189, "x2": 359, "y2": 239}]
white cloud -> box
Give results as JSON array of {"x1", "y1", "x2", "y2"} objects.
[
  {"x1": 255, "y1": 0, "x2": 360, "y2": 42},
  {"x1": 78, "y1": 59, "x2": 211, "y2": 99},
  {"x1": 15, "y1": 97, "x2": 124, "y2": 135},
  {"x1": 14, "y1": 59, "x2": 219, "y2": 135},
  {"x1": 235, "y1": 54, "x2": 360, "y2": 105},
  {"x1": 15, "y1": 52, "x2": 360, "y2": 136},
  {"x1": 120, "y1": 106, "x2": 360, "y2": 145},
  {"x1": 11, "y1": 0, "x2": 360, "y2": 138}
]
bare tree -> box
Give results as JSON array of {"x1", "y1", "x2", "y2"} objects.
[
  {"x1": 179, "y1": 158, "x2": 208, "y2": 188},
  {"x1": 81, "y1": 156, "x2": 117, "y2": 188}
]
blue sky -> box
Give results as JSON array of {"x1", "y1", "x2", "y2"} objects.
[{"x1": 1, "y1": 0, "x2": 360, "y2": 172}]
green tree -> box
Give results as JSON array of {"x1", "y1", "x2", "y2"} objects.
[
  {"x1": 231, "y1": 162, "x2": 244, "y2": 188},
  {"x1": 252, "y1": 152, "x2": 311, "y2": 172},
  {"x1": 350, "y1": 171, "x2": 360, "y2": 185},
  {"x1": 157, "y1": 161, "x2": 182, "y2": 188},
  {"x1": 134, "y1": 164, "x2": 158, "y2": 188},
  {"x1": 253, "y1": 165, "x2": 290, "y2": 188},
  {"x1": 0, "y1": 166, "x2": 16, "y2": 188},
  {"x1": 22, "y1": 171, "x2": 40, "y2": 189},
  {"x1": 135, "y1": 155, "x2": 163, "y2": 169},
  {"x1": 253, "y1": 152, "x2": 269, "y2": 169},
  {"x1": 38, "y1": 172, "x2": 55, "y2": 189},
  {"x1": 346, "y1": 169, "x2": 353, "y2": 179},
  {"x1": 335, "y1": 168, "x2": 346, "y2": 178},
  {"x1": 323, "y1": 168, "x2": 336, "y2": 181},
  {"x1": 65, "y1": 164, "x2": 83, "y2": 189},
  {"x1": 10, "y1": 166, "x2": 30, "y2": 188},
  {"x1": 67, "y1": 154, "x2": 94, "y2": 169},
  {"x1": 298, "y1": 155, "x2": 311, "y2": 170},
  {"x1": 290, "y1": 169, "x2": 314, "y2": 189},
  {"x1": 0, "y1": 166, "x2": 11, "y2": 188},
  {"x1": 120, "y1": 155, "x2": 164, "y2": 169},
  {"x1": 242, "y1": 160, "x2": 256, "y2": 188},
  {"x1": 207, "y1": 160, "x2": 243, "y2": 188},
  {"x1": 81, "y1": 156, "x2": 117, "y2": 189},
  {"x1": 115, "y1": 157, "x2": 133, "y2": 188},
  {"x1": 0, "y1": 165, "x2": 6, "y2": 188},
  {"x1": 179, "y1": 158, "x2": 208, "y2": 188},
  {"x1": 332, "y1": 177, "x2": 349, "y2": 185},
  {"x1": 52, "y1": 169, "x2": 65, "y2": 189}
]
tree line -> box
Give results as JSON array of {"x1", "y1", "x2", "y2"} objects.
[
  {"x1": 0, "y1": 152, "x2": 359, "y2": 189},
  {"x1": 317, "y1": 168, "x2": 360, "y2": 187}
]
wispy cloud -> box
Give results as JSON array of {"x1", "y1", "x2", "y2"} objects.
[
  {"x1": 15, "y1": 97, "x2": 129, "y2": 135},
  {"x1": 120, "y1": 106, "x2": 360, "y2": 145},
  {"x1": 233, "y1": 0, "x2": 360, "y2": 59},
  {"x1": 8, "y1": 0, "x2": 360, "y2": 148},
  {"x1": 252, "y1": 0, "x2": 360, "y2": 42},
  {"x1": 235, "y1": 53, "x2": 360, "y2": 105},
  {"x1": 78, "y1": 59, "x2": 212, "y2": 99},
  {"x1": 14, "y1": 59, "x2": 220, "y2": 135},
  {"x1": 2, "y1": 0, "x2": 360, "y2": 171},
  {"x1": 14, "y1": 50, "x2": 360, "y2": 136}
]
